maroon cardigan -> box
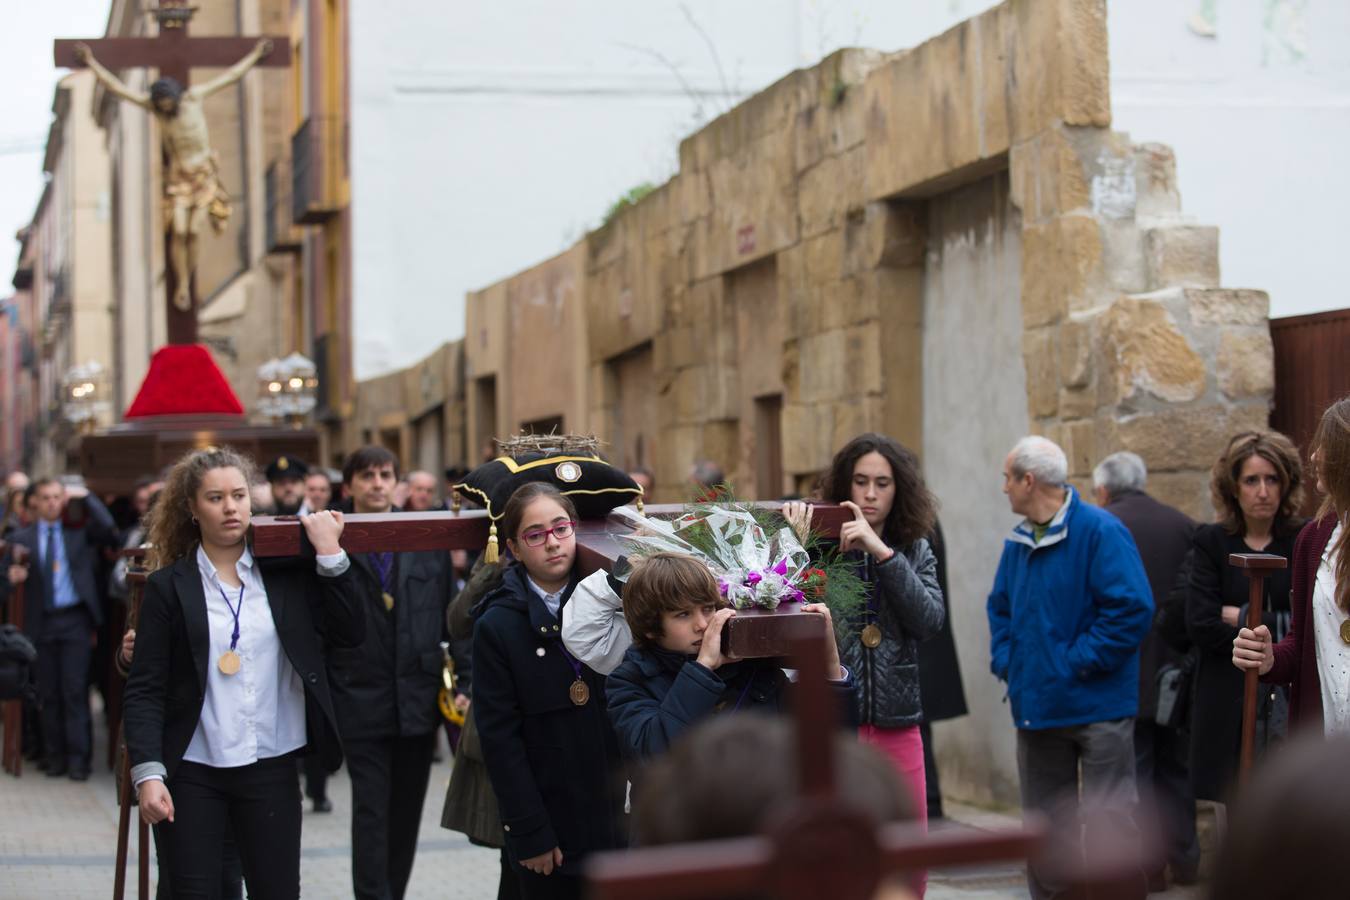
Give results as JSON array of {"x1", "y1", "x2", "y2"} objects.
[{"x1": 1265, "y1": 515, "x2": 1338, "y2": 733}]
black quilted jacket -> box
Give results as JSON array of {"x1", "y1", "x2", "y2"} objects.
[{"x1": 837, "y1": 539, "x2": 946, "y2": 728}]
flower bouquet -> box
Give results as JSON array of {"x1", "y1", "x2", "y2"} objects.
[{"x1": 607, "y1": 499, "x2": 866, "y2": 655}]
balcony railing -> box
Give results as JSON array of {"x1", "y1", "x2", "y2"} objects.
[
  {"x1": 265, "y1": 159, "x2": 302, "y2": 253},
  {"x1": 291, "y1": 116, "x2": 345, "y2": 225}
]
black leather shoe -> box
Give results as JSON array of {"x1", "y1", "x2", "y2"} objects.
[
  {"x1": 45, "y1": 764, "x2": 69, "y2": 778},
  {"x1": 69, "y1": 769, "x2": 90, "y2": 782},
  {"x1": 311, "y1": 797, "x2": 333, "y2": 813}
]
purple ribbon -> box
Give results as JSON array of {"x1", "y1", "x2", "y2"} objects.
[{"x1": 217, "y1": 583, "x2": 245, "y2": 651}]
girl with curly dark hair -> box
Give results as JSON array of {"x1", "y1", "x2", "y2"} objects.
[{"x1": 785, "y1": 432, "x2": 944, "y2": 895}]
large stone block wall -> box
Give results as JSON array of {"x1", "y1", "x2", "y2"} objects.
[{"x1": 354, "y1": 0, "x2": 1275, "y2": 806}]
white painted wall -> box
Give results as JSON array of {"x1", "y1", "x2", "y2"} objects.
[
  {"x1": 922, "y1": 173, "x2": 1026, "y2": 808},
  {"x1": 1108, "y1": 0, "x2": 1350, "y2": 320},
  {"x1": 347, "y1": 0, "x2": 1002, "y2": 379}
]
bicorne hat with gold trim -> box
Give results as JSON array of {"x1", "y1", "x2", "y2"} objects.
[{"x1": 453, "y1": 434, "x2": 643, "y2": 563}]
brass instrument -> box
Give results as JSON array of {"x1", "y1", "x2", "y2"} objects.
[{"x1": 437, "y1": 641, "x2": 466, "y2": 726}]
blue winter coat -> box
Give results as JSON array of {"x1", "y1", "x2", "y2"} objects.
[{"x1": 986, "y1": 487, "x2": 1153, "y2": 730}]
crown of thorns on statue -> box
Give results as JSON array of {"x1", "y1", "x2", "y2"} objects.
[{"x1": 495, "y1": 432, "x2": 603, "y2": 458}]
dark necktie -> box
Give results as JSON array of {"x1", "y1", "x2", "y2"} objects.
[{"x1": 43, "y1": 525, "x2": 57, "y2": 601}]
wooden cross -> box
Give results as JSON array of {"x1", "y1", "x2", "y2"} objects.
[
  {"x1": 586, "y1": 632, "x2": 1061, "y2": 900},
  {"x1": 54, "y1": 1, "x2": 290, "y2": 345},
  {"x1": 1230, "y1": 552, "x2": 1288, "y2": 783},
  {"x1": 251, "y1": 503, "x2": 854, "y2": 658},
  {"x1": 247, "y1": 504, "x2": 1149, "y2": 895}
]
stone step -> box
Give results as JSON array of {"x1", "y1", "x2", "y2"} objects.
[{"x1": 1144, "y1": 224, "x2": 1220, "y2": 291}]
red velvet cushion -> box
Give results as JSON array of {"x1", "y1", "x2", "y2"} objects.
[{"x1": 125, "y1": 344, "x2": 244, "y2": 418}]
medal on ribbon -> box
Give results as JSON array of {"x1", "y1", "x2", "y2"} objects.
[{"x1": 217, "y1": 581, "x2": 246, "y2": 675}]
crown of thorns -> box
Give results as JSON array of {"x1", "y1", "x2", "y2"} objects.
[{"x1": 495, "y1": 432, "x2": 602, "y2": 457}]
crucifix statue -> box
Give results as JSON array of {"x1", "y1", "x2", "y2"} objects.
[{"x1": 55, "y1": 2, "x2": 290, "y2": 345}]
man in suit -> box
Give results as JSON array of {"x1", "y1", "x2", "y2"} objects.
[
  {"x1": 1094, "y1": 451, "x2": 1201, "y2": 891},
  {"x1": 329, "y1": 446, "x2": 455, "y2": 900},
  {"x1": 2, "y1": 477, "x2": 119, "y2": 779}
]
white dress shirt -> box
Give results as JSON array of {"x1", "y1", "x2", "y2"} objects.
[
  {"x1": 1313, "y1": 524, "x2": 1350, "y2": 736},
  {"x1": 133, "y1": 545, "x2": 348, "y2": 786},
  {"x1": 526, "y1": 574, "x2": 563, "y2": 619}
]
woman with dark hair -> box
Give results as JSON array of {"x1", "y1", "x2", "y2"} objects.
[
  {"x1": 122, "y1": 446, "x2": 363, "y2": 899},
  {"x1": 1234, "y1": 397, "x2": 1350, "y2": 736},
  {"x1": 785, "y1": 433, "x2": 944, "y2": 894},
  {"x1": 1186, "y1": 430, "x2": 1306, "y2": 801}
]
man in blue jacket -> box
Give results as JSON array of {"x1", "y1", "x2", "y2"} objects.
[{"x1": 987, "y1": 436, "x2": 1152, "y2": 899}]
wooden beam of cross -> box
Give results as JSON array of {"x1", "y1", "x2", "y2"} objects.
[
  {"x1": 250, "y1": 503, "x2": 855, "y2": 659},
  {"x1": 1230, "y1": 552, "x2": 1287, "y2": 783},
  {"x1": 584, "y1": 631, "x2": 1053, "y2": 900},
  {"x1": 54, "y1": 1, "x2": 290, "y2": 345}
]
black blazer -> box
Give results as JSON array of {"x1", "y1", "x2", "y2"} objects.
[
  {"x1": 1, "y1": 495, "x2": 120, "y2": 633},
  {"x1": 327, "y1": 548, "x2": 452, "y2": 741},
  {"x1": 123, "y1": 549, "x2": 364, "y2": 782}
]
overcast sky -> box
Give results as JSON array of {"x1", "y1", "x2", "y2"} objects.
[{"x1": 0, "y1": 1, "x2": 109, "y2": 289}]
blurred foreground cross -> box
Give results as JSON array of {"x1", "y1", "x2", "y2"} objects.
[{"x1": 584, "y1": 630, "x2": 1050, "y2": 900}]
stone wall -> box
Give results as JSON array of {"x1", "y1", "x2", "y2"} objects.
[{"x1": 348, "y1": 0, "x2": 1275, "y2": 806}]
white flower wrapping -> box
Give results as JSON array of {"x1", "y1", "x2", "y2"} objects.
[{"x1": 608, "y1": 504, "x2": 810, "y2": 610}]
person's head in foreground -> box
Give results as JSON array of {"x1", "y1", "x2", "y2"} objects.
[
  {"x1": 1209, "y1": 735, "x2": 1350, "y2": 900},
  {"x1": 632, "y1": 715, "x2": 919, "y2": 900}
]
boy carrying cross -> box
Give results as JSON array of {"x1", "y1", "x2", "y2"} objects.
[{"x1": 605, "y1": 552, "x2": 856, "y2": 766}]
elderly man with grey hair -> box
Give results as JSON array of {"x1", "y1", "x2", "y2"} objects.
[
  {"x1": 988, "y1": 436, "x2": 1154, "y2": 898},
  {"x1": 1093, "y1": 451, "x2": 1200, "y2": 889}
]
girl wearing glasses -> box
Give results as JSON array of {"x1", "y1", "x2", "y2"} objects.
[{"x1": 472, "y1": 482, "x2": 627, "y2": 900}]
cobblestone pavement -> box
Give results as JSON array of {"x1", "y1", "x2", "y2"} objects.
[{"x1": 0, "y1": 712, "x2": 1207, "y2": 899}]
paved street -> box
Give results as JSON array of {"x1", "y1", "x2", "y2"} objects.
[{"x1": 0, "y1": 709, "x2": 1207, "y2": 899}]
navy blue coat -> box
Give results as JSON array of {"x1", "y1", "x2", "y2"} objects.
[
  {"x1": 472, "y1": 564, "x2": 627, "y2": 864},
  {"x1": 606, "y1": 644, "x2": 857, "y2": 764}
]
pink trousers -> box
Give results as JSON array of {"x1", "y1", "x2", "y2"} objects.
[{"x1": 858, "y1": 724, "x2": 927, "y2": 897}]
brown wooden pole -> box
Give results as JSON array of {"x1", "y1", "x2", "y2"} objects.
[
  {"x1": 114, "y1": 563, "x2": 150, "y2": 899},
  {"x1": 113, "y1": 731, "x2": 132, "y2": 900},
  {"x1": 1230, "y1": 553, "x2": 1288, "y2": 783},
  {"x1": 139, "y1": 817, "x2": 150, "y2": 900},
  {"x1": 2, "y1": 545, "x2": 28, "y2": 776}
]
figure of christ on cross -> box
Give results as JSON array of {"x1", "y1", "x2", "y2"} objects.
[
  {"x1": 55, "y1": 5, "x2": 290, "y2": 344},
  {"x1": 76, "y1": 39, "x2": 270, "y2": 315}
]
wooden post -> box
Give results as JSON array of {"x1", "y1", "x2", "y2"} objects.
[
  {"x1": 2, "y1": 544, "x2": 28, "y2": 777},
  {"x1": 113, "y1": 550, "x2": 151, "y2": 900},
  {"x1": 1230, "y1": 552, "x2": 1287, "y2": 783}
]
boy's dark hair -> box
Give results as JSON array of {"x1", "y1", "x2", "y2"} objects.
[
  {"x1": 622, "y1": 552, "x2": 721, "y2": 647},
  {"x1": 634, "y1": 715, "x2": 915, "y2": 846},
  {"x1": 500, "y1": 482, "x2": 577, "y2": 544},
  {"x1": 342, "y1": 445, "x2": 399, "y2": 485}
]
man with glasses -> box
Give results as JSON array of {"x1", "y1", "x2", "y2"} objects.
[{"x1": 329, "y1": 446, "x2": 457, "y2": 900}]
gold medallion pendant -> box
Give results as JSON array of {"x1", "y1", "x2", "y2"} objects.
[
  {"x1": 1339, "y1": 619, "x2": 1350, "y2": 646},
  {"x1": 861, "y1": 623, "x2": 883, "y2": 649},
  {"x1": 382, "y1": 592, "x2": 395, "y2": 611},
  {"x1": 218, "y1": 649, "x2": 242, "y2": 675},
  {"x1": 569, "y1": 679, "x2": 591, "y2": 706}
]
